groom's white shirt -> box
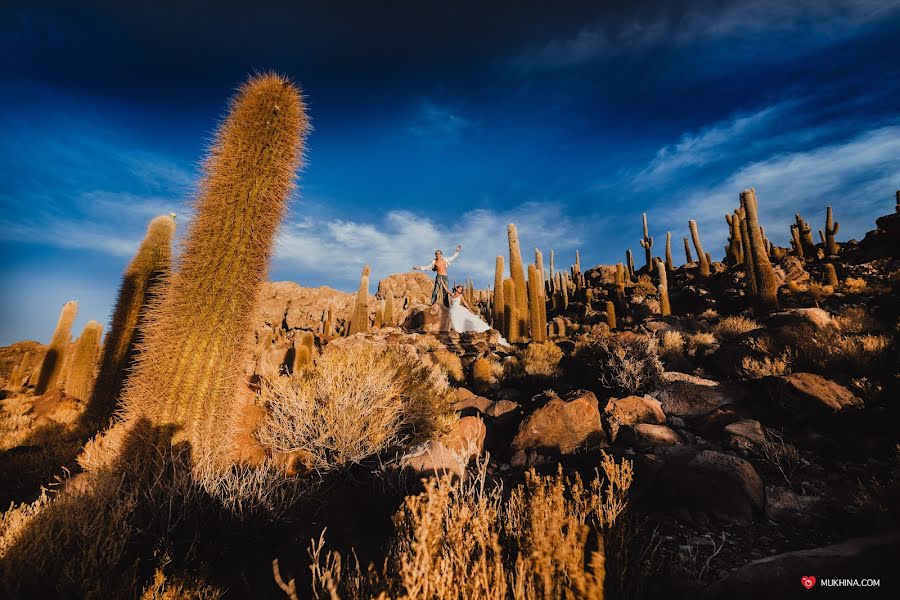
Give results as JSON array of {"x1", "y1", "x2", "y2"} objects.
[{"x1": 413, "y1": 247, "x2": 460, "y2": 271}]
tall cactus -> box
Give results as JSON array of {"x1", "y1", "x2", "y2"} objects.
[
  {"x1": 822, "y1": 206, "x2": 840, "y2": 256},
  {"x1": 605, "y1": 300, "x2": 617, "y2": 330},
  {"x1": 683, "y1": 237, "x2": 693, "y2": 265},
  {"x1": 348, "y1": 265, "x2": 371, "y2": 335},
  {"x1": 740, "y1": 213, "x2": 758, "y2": 295},
  {"x1": 790, "y1": 224, "x2": 804, "y2": 258},
  {"x1": 35, "y1": 301, "x2": 78, "y2": 395},
  {"x1": 625, "y1": 249, "x2": 635, "y2": 281},
  {"x1": 665, "y1": 231, "x2": 674, "y2": 273},
  {"x1": 688, "y1": 220, "x2": 710, "y2": 276},
  {"x1": 507, "y1": 224, "x2": 529, "y2": 340},
  {"x1": 725, "y1": 211, "x2": 743, "y2": 265},
  {"x1": 615, "y1": 262, "x2": 627, "y2": 305},
  {"x1": 64, "y1": 320, "x2": 103, "y2": 401},
  {"x1": 656, "y1": 259, "x2": 671, "y2": 316},
  {"x1": 118, "y1": 73, "x2": 308, "y2": 470},
  {"x1": 87, "y1": 214, "x2": 175, "y2": 425},
  {"x1": 548, "y1": 249, "x2": 555, "y2": 293},
  {"x1": 741, "y1": 188, "x2": 779, "y2": 314},
  {"x1": 640, "y1": 213, "x2": 653, "y2": 271},
  {"x1": 383, "y1": 288, "x2": 395, "y2": 327},
  {"x1": 794, "y1": 213, "x2": 816, "y2": 257},
  {"x1": 493, "y1": 256, "x2": 505, "y2": 335},
  {"x1": 528, "y1": 265, "x2": 546, "y2": 342},
  {"x1": 503, "y1": 278, "x2": 518, "y2": 342}
]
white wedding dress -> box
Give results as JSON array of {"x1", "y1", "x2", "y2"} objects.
[{"x1": 448, "y1": 295, "x2": 509, "y2": 345}]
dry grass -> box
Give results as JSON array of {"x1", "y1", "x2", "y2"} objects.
[
  {"x1": 683, "y1": 332, "x2": 717, "y2": 358},
  {"x1": 786, "y1": 326, "x2": 892, "y2": 375},
  {"x1": 834, "y1": 306, "x2": 879, "y2": 334},
  {"x1": 471, "y1": 356, "x2": 498, "y2": 393},
  {"x1": 842, "y1": 277, "x2": 869, "y2": 294},
  {"x1": 572, "y1": 335, "x2": 663, "y2": 396},
  {"x1": 632, "y1": 275, "x2": 657, "y2": 297},
  {"x1": 287, "y1": 453, "x2": 634, "y2": 599},
  {"x1": 657, "y1": 331, "x2": 685, "y2": 362},
  {"x1": 752, "y1": 428, "x2": 805, "y2": 486},
  {"x1": 430, "y1": 349, "x2": 464, "y2": 384},
  {"x1": 522, "y1": 341, "x2": 564, "y2": 377},
  {"x1": 738, "y1": 352, "x2": 793, "y2": 379},
  {"x1": 140, "y1": 567, "x2": 224, "y2": 600},
  {"x1": 713, "y1": 316, "x2": 760, "y2": 342}
]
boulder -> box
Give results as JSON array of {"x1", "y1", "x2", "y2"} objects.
[
  {"x1": 400, "y1": 304, "x2": 452, "y2": 333},
  {"x1": 700, "y1": 532, "x2": 900, "y2": 600},
  {"x1": 376, "y1": 272, "x2": 434, "y2": 305},
  {"x1": 484, "y1": 400, "x2": 519, "y2": 418},
  {"x1": 723, "y1": 419, "x2": 765, "y2": 451},
  {"x1": 655, "y1": 372, "x2": 733, "y2": 418},
  {"x1": 756, "y1": 373, "x2": 863, "y2": 423},
  {"x1": 255, "y1": 281, "x2": 354, "y2": 335},
  {"x1": 618, "y1": 423, "x2": 682, "y2": 448},
  {"x1": 602, "y1": 394, "x2": 666, "y2": 441},
  {"x1": 401, "y1": 416, "x2": 486, "y2": 479},
  {"x1": 639, "y1": 446, "x2": 764, "y2": 522},
  {"x1": 764, "y1": 307, "x2": 832, "y2": 330},
  {"x1": 693, "y1": 405, "x2": 749, "y2": 439},
  {"x1": 511, "y1": 390, "x2": 604, "y2": 456},
  {"x1": 764, "y1": 485, "x2": 821, "y2": 524}
]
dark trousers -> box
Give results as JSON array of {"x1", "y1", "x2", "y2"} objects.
[{"x1": 431, "y1": 274, "x2": 449, "y2": 306}]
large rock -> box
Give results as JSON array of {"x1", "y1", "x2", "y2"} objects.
[
  {"x1": 723, "y1": 419, "x2": 766, "y2": 451},
  {"x1": 255, "y1": 281, "x2": 355, "y2": 335},
  {"x1": 618, "y1": 423, "x2": 682, "y2": 448},
  {"x1": 401, "y1": 416, "x2": 486, "y2": 479},
  {"x1": 639, "y1": 446, "x2": 764, "y2": 522},
  {"x1": 376, "y1": 272, "x2": 434, "y2": 305},
  {"x1": 655, "y1": 372, "x2": 733, "y2": 418},
  {"x1": 700, "y1": 532, "x2": 900, "y2": 599},
  {"x1": 602, "y1": 394, "x2": 666, "y2": 441},
  {"x1": 400, "y1": 304, "x2": 452, "y2": 332},
  {"x1": 511, "y1": 390, "x2": 604, "y2": 457},
  {"x1": 763, "y1": 307, "x2": 832, "y2": 330},
  {"x1": 756, "y1": 373, "x2": 863, "y2": 423}
]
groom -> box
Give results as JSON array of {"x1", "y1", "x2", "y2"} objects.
[{"x1": 413, "y1": 244, "x2": 461, "y2": 306}]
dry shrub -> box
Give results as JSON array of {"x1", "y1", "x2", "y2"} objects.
[
  {"x1": 842, "y1": 277, "x2": 869, "y2": 294},
  {"x1": 713, "y1": 316, "x2": 760, "y2": 342},
  {"x1": 522, "y1": 341, "x2": 564, "y2": 377},
  {"x1": 786, "y1": 326, "x2": 892, "y2": 375},
  {"x1": 291, "y1": 453, "x2": 634, "y2": 599},
  {"x1": 573, "y1": 335, "x2": 663, "y2": 396},
  {"x1": 834, "y1": 306, "x2": 879, "y2": 334},
  {"x1": 683, "y1": 332, "x2": 717, "y2": 358},
  {"x1": 738, "y1": 352, "x2": 793, "y2": 379},
  {"x1": 471, "y1": 356, "x2": 498, "y2": 392},
  {"x1": 0, "y1": 488, "x2": 50, "y2": 560},
  {"x1": 140, "y1": 567, "x2": 224, "y2": 600},
  {"x1": 752, "y1": 428, "x2": 805, "y2": 486},
  {"x1": 256, "y1": 343, "x2": 456, "y2": 474},
  {"x1": 632, "y1": 275, "x2": 657, "y2": 297},
  {"x1": 698, "y1": 309, "x2": 719, "y2": 321},
  {"x1": 657, "y1": 331, "x2": 684, "y2": 362},
  {"x1": 430, "y1": 348, "x2": 464, "y2": 384}
]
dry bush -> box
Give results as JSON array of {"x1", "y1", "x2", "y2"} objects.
[
  {"x1": 430, "y1": 349, "x2": 464, "y2": 384},
  {"x1": 572, "y1": 335, "x2": 663, "y2": 396},
  {"x1": 698, "y1": 309, "x2": 719, "y2": 321},
  {"x1": 683, "y1": 332, "x2": 717, "y2": 359},
  {"x1": 471, "y1": 356, "x2": 498, "y2": 393},
  {"x1": 256, "y1": 343, "x2": 456, "y2": 475},
  {"x1": 713, "y1": 316, "x2": 760, "y2": 342},
  {"x1": 737, "y1": 352, "x2": 793, "y2": 380},
  {"x1": 140, "y1": 567, "x2": 224, "y2": 600},
  {"x1": 785, "y1": 326, "x2": 892, "y2": 375},
  {"x1": 834, "y1": 306, "x2": 879, "y2": 334},
  {"x1": 752, "y1": 428, "x2": 805, "y2": 486},
  {"x1": 0, "y1": 488, "x2": 50, "y2": 560},
  {"x1": 632, "y1": 275, "x2": 657, "y2": 297},
  {"x1": 522, "y1": 341, "x2": 564, "y2": 377},
  {"x1": 657, "y1": 331, "x2": 685, "y2": 362},
  {"x1": 289, "y1": 453, "x2": 634, "y2": 600},
  {"x1": 842, "y1": 277, "x2": 869, "y2": 294}
]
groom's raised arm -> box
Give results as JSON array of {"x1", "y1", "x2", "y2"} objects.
[
  {"x1": 445, "y1": 244, "x2": 462, "y2": 264},
  {"x1": 412, "y1": 260, "x2": 434, "y2": 271}
]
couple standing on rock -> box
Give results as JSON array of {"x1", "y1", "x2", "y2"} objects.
[{"x1": 412, "y1": 246, "x2": 507, "y2": 344}]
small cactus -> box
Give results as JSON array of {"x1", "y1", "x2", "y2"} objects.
[
  {"x1": 823, "y1": 206, "x2": 840, "y2": 256},
  {"x1": 348, "y1": 265, "x2": 371, "y2": 335},
  {"x1": 606, "y1": 300, "x2": 617, "y2": 330},
  {"x1": 683, "y1": 237, "x2": 693, "y2": 265},
  {"x1": 508, "y1": 224, "x2": 529, "y2": 340},
  {"x1": 35, "y1": 301, "x2": 78, "y2": 395},
  {"x1": 725, "y1": 211, "x2": 743, "y2": 265},
  {"x1": 688, "y1": 220, "x2": 710, "y2": 276},
  {"x1": 656, "y1": 259, "x2": 671, "y2": 316},
  {"x1": 824, "y1": 263, "x2": 839, "y2": 287},
  {"x1": 64, "y1": 320, "x2": 104, "y2": 401},
  {"x1": 640, "y1": 213, "x2": 653, "y2": 271},
  {"x1": 291, "y1": 331, "x2": 315, "y2": 372}
]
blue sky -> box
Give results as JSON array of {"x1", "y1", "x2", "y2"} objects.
[{"x1": 2, "y1": 0, "x2": 899, "y2": 345}]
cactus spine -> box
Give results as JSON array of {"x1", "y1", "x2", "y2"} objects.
[
  {"x1": 823, "y1": 206, "x2": 840, "y2": 256},
  {"x1": 741, "y1": 188, "x2": 779, "y2": 314},
  {"x1": 640, "y1": 213, "x2": 653, "y2": 271},
  {"x1": 35, "y1": 301, "x2": 78, "y2": 395},
  {"x1": 665, "y1": 231, "x2": 674, "y2": 273},
  {"x1": 503, "y1": 278, "x2": 518, "y2": 342},
  {"x1": 87, "y1": 214, "x2": 175, "y2": 425},
  {"x1": 348, "y1": 265, "x2": 371, "y2": 335},
  {"x1": 528, "y1": 265, "x2": 546, "y2": 342},
  {"x1": 507, "y1": 224, "x2": 529, "y2": 340},
  {"x1": 688, "y1": 220, "x2": 710, "y2": 276},
  {"x1": 118, "y1": 73, "x2": 307, "y2": 469},
  {"x1": 64, "y1": 320, "x2": 103, "y2": 401},
  {"x1": 656, "y1": 259, "x2": 671, "y2": 316},
  {"x1": 493, "y1": 256, "x2": 505, "y2": 335}
]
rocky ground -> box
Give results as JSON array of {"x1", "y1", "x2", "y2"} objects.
[{"x1": 1, "y1": 209, "x2": 898, "y2": 598}]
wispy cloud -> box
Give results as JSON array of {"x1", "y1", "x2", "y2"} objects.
[
  {"x1": 408, "y1": 103, "x2": 470, "y2": 141},
  {"x1": 274, "y1": 202, "x2": 583, "y2": 290}
]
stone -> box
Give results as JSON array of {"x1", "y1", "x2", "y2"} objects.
[
  {"x1": 764, "y1": 307, "x2": 832, "y2": 330},
  {"x1": 401, "y1": 416, "x2": 486, "y2": 479},
  {"x1": 723, "y1": 419, "x2": 765, "y2": 451},
  {"x1": 655, "y1": 371, "x2": 733, "y2": 418},
  {"x1": 32, "y1": 388, "x2": 79, "y2": 423},
  {"x1": 511, "y1": 390, "x2": 604, "y2": 456},
  {"x1": 602, "y1": 394, "x2": 666, "y2": 441},
  {"x1": 484, "y1": 399, "x2": 519, "y2": 417},
  {"x1": 400, "y1": 304, "x2": 452, "y2": 333},
  {"x1": 764, "y1": 485, "x2": 821, "y2": 524},
  {"x1": 757, "y1": 373, "x2": 863, "y2": 422},
  {"x1": 618, "y1": 423, "x2": 682, "y2": 448}
]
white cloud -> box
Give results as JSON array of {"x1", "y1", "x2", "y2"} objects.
[
  {"x1": 274, "y1": 202, "x2": 583, "y2": 290},
  {"x1": 409, "y1": 103, "x2": 469, "y2": 140}
]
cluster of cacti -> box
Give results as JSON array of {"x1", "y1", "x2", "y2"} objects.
[
  {"x1": 740, "y1": 188, "x2": 779, "y2": 313},
  {"x1": 290, "y1": 331, "x2": 316, "y2": 372},
  {"x1": 348, "y1": 265, "x2": 371, "y2": 335},
  {"x1": 791, "y1": 213, "x2": 816, "y2": 258},
  {"x1": 34, "y1": 300, "x2": 78, "y2": 396},
  {"x1": 820, "y1": 206, "x2": 840, "y2": 256},
  {"x1": 87, "y1": 214, "x2": 175, "y2": 424},
  {"x1": 507, "y1": 224, "x2": 529, "y2": 341},
  {"x1": 118, "y1": 73, "x2": 308, "y2": 469},
  {"x1": 688, "y1": 220, "x2": 710, "y2": 276},
  {"x1": 639, "y1": 213, "x2": 653, "y2": 271},
  {"x1": 64, "y1": 320, "x2": 103, "y2": 401},
  {"x1": 725, "y1": 209, "x2": 744, "y2": 265}
]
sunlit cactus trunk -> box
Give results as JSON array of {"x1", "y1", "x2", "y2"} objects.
[
  {"x1": 656, "y1": 259, "x2": 671, "y2": 316},
  {"x1": 503, "y1": 278, "x2": 518, "y2": 342},
  {"x1": 35, "y1": 301, "x2": 78, "y2": 395},
  {"x1": 683, "y1": 237, "x2": 693, "y2": 265},
  {"x1": 119, "y1": 73, "x2": 308, "y2": 470},
  {"x1": 665, "y1": 231, "x2": 674, "y2": 273},
  {"x1": 348, "y1": 265, "x2": 371, "y2": 335},
  {"x1": 528, "y1": 264, "x2": 546, "y2": 342},
  {"x1": 823, "y1": 206, "x2": 840, "y2": 256},
  {"x1": 64, "y1": 320, "x2": 103, "y2": 401},
  {"x1": 493, "y1": 256, "x2": 505, "y2": 335},
  {"x1": 507, "y1": 224, "x2": 529, "y2": 341},
  {"x1": 606, "y1": 300, "x2": 617, "y2": 330},
  {"x1": 824, "y1": 263, "x2": 839, "y2": 287},
  {"x1": 86, "y1": 214, "x2": 175, "y2": 426},
  {"x1": 688, "y1": 220, "x2": 710, "y2": 276},
  {"x1": 741, "y1": 188, "x2": 779, "y2": 314},
  {"x1": 639, "y1": 213, "x2": 653, "y2": 271}
]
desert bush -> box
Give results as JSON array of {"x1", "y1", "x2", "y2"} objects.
[
  {"x1": 842, "y1": 277, "x2": 869, "y2": 294},
  {"x1": 522, "y1": 341, "x2": 564, "y2": 377},
  {"x1": 632, "y1": 274, "x2": 657, "y2": 297},
  {"x1": 572, "y1": 334, "x2": 664, "y2": 396},
  {"x1": 470, "y1": 356, "x2": 498, "y2": 392},
  {"x1": 256, "y1": 343, "x2": 455, "y2": 475},
  {"x1": 683, "y1": 332, "x2": 717, "y2": 359},
  {"x1": 834, "y1": 306, "x2": 879, "y2": 334},
  {"x1": 738, "y1": 352, "x2": 793, "y2": 379},
  {"x1": 430, "y1": 348, "x2": 464, "y2": 383},
  {"x1": 784, "y1": 325, "x2": 892, "y2": 375},
  {"x1": 289, "y1": 453, "x2": 633, "y2": 599},
  {"x1": 752, "y1": 428, "x2": 805, "y2": 486},
  {"x1": 713, "y1": 316, "x2": 760, "y2": 342},
  {"x1": 140, "y1": 568, "x2": 224, "y2": 600},
  {"x1": 657, "y1": 330, "x2": 685, "y2": 362}
]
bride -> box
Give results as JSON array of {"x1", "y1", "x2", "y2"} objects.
[{"x1": 446, "y1": 284, "x2": 509, "y2": 345}]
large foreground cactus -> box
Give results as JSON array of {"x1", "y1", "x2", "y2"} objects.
[
  {"x1": 119, "y1": 73, "x2": 308, "y2": 469},
  {"x1": 86, "y1": 214, "x2": 175, "y2": 425},
  {"x1": 34, "y1": 301, "x2": 78, "y2": 395}
]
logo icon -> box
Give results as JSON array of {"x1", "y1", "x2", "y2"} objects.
[{"x1": 801, "y1": 576, "x2": 816, "y2": 589}]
